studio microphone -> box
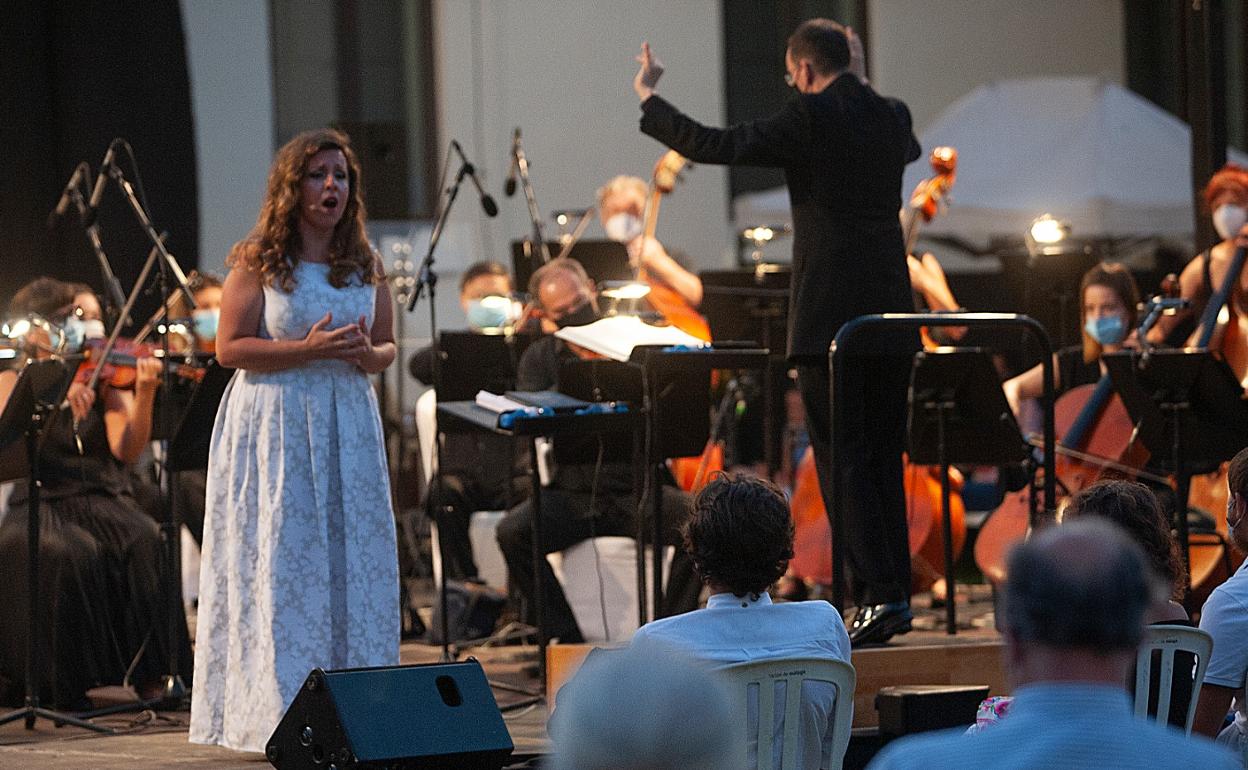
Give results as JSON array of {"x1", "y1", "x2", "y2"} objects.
[
  {"x1": 450, "y1": 140, "x2": 499, "y2": 217},
  {"x1": 84, "y1": 139, "x2": 120, "y2": 228},
  {"x1": 48, "y1": 162, "x2": 88, "y2": 228},
  {"x1": 504, "y1": 128, "x2": 520, "y2": 197}
]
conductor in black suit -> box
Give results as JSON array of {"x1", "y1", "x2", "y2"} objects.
[{"x1": 634, "y1": 19, "x2": 921, "y2": 644}]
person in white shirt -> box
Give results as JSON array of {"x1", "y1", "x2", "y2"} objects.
[
  {"x1": 1195, "y1": 446, "x2": 1248, "y2": 746},
  {"x1": 631, "y1": 473, "x2": 852, "y2": 770},
  {"x1": 869, "y1": 519, "x2": 1238, "y2": 770}
]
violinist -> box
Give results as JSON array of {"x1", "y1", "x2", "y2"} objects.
[
  {"x1": 1003, "y1": 262, "x2": 1141, "y2": 418},
  {"x1": 598, "y1": 175, "x2": 703, "y2": 308},
  {"x1": 0, "y1": 277, "x2": 192, "y2": 709},
  {"x1": 1148, "y1": 163, "x2": 1248, "y2": 349},
  {"x1": 495, "y1": 257, "x2": 701, "y2": 642}
]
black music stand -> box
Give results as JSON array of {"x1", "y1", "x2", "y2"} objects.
[
  {"x1": 511, "y1": 239, "x2": 631, "y2": 291},
  {"x1": 166, "y1": 361, "x2": 235, "y2": 472},
  {"x1": 0, "y1": 360, "x2": 111, "y2": 732},
  {"x1": 907, "y1": 348, "x2": 1028, "y2": 634},
  {"x1": 434, "y1": 331, "x2": 534, "y2": 403},
  {"x1": 1103, "y1": 350, "x2": 1248, "y2": 586},
  {"x1": 700, "y1": 267, "x2": 790, "y2": 473}
]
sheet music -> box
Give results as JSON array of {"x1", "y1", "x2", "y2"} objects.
[{"x1": 554, "y1": 315, "x2": 707, "y2": 362}]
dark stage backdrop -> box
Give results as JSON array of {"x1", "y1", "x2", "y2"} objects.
[{"x1": 0, "y1": 0, "x2": 198, "y2": 324}]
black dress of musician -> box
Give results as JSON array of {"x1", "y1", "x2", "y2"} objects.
[
  {"x1": 0, "y1": 279, "x2": 192, "y2": 708},
  {"x1": 633, "y1": 21, "x2": 921, "y2": 644}
]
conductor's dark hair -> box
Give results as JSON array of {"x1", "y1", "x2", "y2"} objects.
[
  {"x1": 459, "y1": 260, "x2": 511, "y2": 295},
  {"x1": 1002, "y1": 518, "x2": 1156, "y2": 651},
  {"x1": 787, "y1": 18, "x2": 851, "y2": 76},
  {"x1": 683, "y1": 473, "x2": 795, "y2": 599}
]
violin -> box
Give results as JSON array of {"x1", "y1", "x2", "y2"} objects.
[
  {"x1": 639, "y1": 150, "x2": 712, "y2": 342},
  {"x1": 75, "y1": 337, "x2": 206, "y2": 390}
]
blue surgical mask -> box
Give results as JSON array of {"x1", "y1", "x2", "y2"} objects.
[
  {"x1": 61, "y1": 316, "x2": 85, "y2": 351},
  {"x1": 192, "y1": 308, "x2": 219, "y2": 341},
  {"x1": 1084, "y1": 315, "x2": 1126, "y2": 346},
  {"x1": 466, "y1": 296, "x2": 511, "y2": 331}
]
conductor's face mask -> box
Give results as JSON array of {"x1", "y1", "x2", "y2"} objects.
[
  {"x1": 466, "y1": 295, "x2": 513, "y2": 332},
  {"x1": 1084, "y1": 315, "x2": 1127, "y2": 346},
  {"x1": 604, "y1": 213, "x2": 643, "y2": 243},
  {"x1": 1213, "y1": 203, "x2": 1248, "y2": 241}
]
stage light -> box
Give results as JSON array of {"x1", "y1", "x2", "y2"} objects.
[{"x1": 1028, "y1": 214, "x2": 1069, "y2": 245}]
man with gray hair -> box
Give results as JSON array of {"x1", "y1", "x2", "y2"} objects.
[{"x1": 868, "y1": 519, "x2": 1238, "y2": 769}]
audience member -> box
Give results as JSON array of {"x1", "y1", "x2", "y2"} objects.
[
  {"x1": 868, "y1": 519, "x2": 1237, "y2": 769},
  {"x1": 1194, "y1": 446, "x2": 1248, "y2": 746},
  {"x1": 631, "y1": 473, "x2": 851, "y2": 769},
  {"x1": 548, "y1": 641, "x2": 741, "y2": 769},
  {"x1": 1060, "y1": 479, "x2": 1188, "y2": 622}
]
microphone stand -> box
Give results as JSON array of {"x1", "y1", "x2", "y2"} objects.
[
  {"x1": 63, "y1": 181, "x2": 127, "y2": 327},
  {"x1": 407, "y1": 149, "x2": 472, "y2": 662},
  {"x1": 84, "y1": 161, "x2": 194, "y2": 712},
  {"x1": 512, "y1": 134, "x2": 551, "y2": 267}
]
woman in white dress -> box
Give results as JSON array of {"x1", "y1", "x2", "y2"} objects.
[{"x1": 189, "y1": 128, "x2": 399, "y2": 753}]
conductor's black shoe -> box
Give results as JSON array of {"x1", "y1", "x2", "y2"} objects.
[{"x1": 848, "y1": 601, "x2": 913, "y2": 646}]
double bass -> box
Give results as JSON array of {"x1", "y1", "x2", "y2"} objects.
[{"x1": 638, "y1": 150, "x2": 712, "y2": 342}]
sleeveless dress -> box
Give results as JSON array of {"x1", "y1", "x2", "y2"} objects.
[{"x1": 189, "y1": 261, "x2": 399, "y2": 753}]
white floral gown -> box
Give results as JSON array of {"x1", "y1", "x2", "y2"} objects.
[{"x1": 190, "y1": 260, "x2": 399, "y2": 753}]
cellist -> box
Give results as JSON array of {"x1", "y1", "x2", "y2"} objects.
[{"x1": 1003, "y1": 262, "x2": 1141, "y2": 420}]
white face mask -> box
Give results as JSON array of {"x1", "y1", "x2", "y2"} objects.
[
  {"x1": 1212, "y1": 203, "x2": 1247, "y2": 241},
  {"x1": 604, "y1": 213, "x2": 643, "y2": 243}
]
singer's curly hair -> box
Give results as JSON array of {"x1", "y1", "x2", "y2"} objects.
[
  {"x1": 682, "y1": 473, "x2": 795, "y2": 599},
  {"x1": 227, "y1": 128, "x2": 375, "y2": 292}
]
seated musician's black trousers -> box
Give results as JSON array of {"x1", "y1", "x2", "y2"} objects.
[
  {"x1": 428, "y1": 471, "x2": 527, "y2": 581},
  {"x1": 796, "y1": 356, "x2": 912, "y2": 606},
  {"x1": 495, "y1": 484, "x2": 699, "y2": 643}
]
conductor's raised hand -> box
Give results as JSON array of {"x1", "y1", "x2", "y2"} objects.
[
  {"x1": 302, "y1": 312, "x2": 369, "y2": 362},
  {"x1": 634, "y1": 41, "x2": 664, "y2": 102}
]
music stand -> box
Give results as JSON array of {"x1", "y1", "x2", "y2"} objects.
[
  {"x1": 511, "y1": 239, "x2": 631, "y2": 291},
  {"x1": 0, "y1": 360, "x2": 111, "y2": 732},
  {"x1": 434, "y1": 331, "x2": 534, "y2": 403},
  {"x1": 700, "y1": 267, "x2": 790, "y2": 473},
  {"x1": 1103, "y1": 350, "x2": 1248, "y2": 586},
  {"x1": 167, "y1": 361, "x2": 235, "y2": 472},
  {"x1": 907, "y1": 348, "x2": 1029, "y2": 634}
]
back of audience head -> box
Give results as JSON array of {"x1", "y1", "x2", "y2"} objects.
[
  {"x1": 1228, "y1": 447, "x2": 1248, "y2": 553},
  {"x1": 1002, "y1": 519, "x2": 1162, "y2": 682},
  {"x1": 1060, "y1": 479, "x2": 1186, "y2": 602},
  {"x1": 548, "y1": 641, "x2": 742, "y2": 770},
  {"x1": 684, "y1": 472, "x2": 794, "y2": 599}
]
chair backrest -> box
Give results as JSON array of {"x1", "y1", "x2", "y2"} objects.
[
  {"x1": 414, "y1": 388, "x2": 437, "y2": 484},
  {"x1": 1133, "y1": 623, "x2": 1213, "y2": 735},
  {"x1": 718, "y1": 657, "x2": 855, "y2": 770}
]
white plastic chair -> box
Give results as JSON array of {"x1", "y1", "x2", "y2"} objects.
[
  {"x1": 1133, "y1": 623, "x2": 1212, "y2": 735},
  {"x1": 414, "y1": 388, "x2": 508, "y2": 589},
  {"x1": 718, "y1": 657, "x2": 856, "y2": 770}
]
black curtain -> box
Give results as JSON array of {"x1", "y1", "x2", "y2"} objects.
[{"x1": 0, "y1": 0, "x2": 198, "y2": 323}]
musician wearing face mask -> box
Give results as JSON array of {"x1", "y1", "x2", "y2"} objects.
[
  {"x1": 1003, "y1": 262, "x2": 1141, "y2": 420},
  {"x1": 597, "y1": 175, "x2": 703, "y2": 311},
  {"x1": 496, "y1": 257, "x2": 701, "y2": 643},
  {"x1": 408, "y1": 261, "x2": 530, "y2": 584},
  {"x1": 0, "y1": 277, "x2": 192, "y2": 709},
  {"x1": 1149, "y1": 163, "x2": 1248, "y2": 348}
]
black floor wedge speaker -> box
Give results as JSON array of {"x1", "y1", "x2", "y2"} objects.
[{"x1": 265, "y1": 659, "x2": 513, "y2": 769}]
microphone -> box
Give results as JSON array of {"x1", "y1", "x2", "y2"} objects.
[
  {"x1": 504, "y1": 128, "x2": 520, "y2": 197},
  {"x1": 450, "y1": 140, "x2": 499, "y2": 217},
  {"x1": 84, "y1": 140, "x2": 120, "y2": 228},
  {"x1": 48, "y1": 162, "x2": 88, "y2": 228}
]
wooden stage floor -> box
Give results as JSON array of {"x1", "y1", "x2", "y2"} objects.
[{"x1": 0, "y1": 587, "x2": 1002, "y2": 769}]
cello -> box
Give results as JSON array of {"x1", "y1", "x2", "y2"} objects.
[{"x1": 638, "y1": 150, "x2": 713, "y2": 342}]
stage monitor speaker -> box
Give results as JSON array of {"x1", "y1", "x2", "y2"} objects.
[{"x1": 266, "y1": 659, "x2": 513, "y2": 769}]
